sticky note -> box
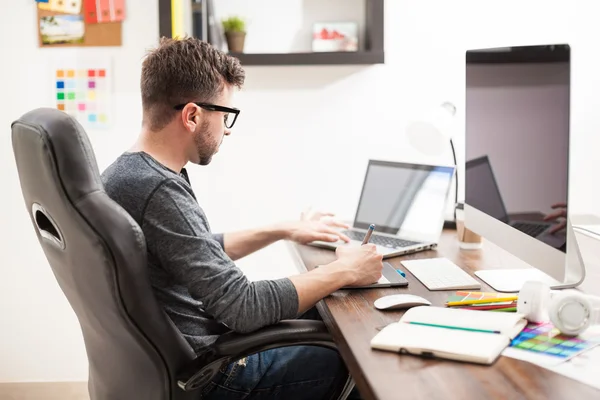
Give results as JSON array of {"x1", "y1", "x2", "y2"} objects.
[
  {"x1": 110, "y1": 0, "x2": 125, "y2": 22},
  {"x1": 98, "y1": 0, "x2": 111, "y2": 23},
  {"x1": 83, "y1": 0, "x2": 98, "y2": 23}
]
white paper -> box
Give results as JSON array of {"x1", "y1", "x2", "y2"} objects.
[{"x1": 549, "y1": 346, "x2": 600, "y2": 390}]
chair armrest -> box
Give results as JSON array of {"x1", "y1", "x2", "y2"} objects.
[{"x1": 177, "y1": 320, "x2": 337, "y2": 392}]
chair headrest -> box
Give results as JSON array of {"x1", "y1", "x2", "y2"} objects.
[{"x1": 11, "y1": 107, "x2": 103, "y2": 204}]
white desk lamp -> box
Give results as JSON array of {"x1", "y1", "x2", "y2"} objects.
[{"x1": 406, "y1": 102, "x2": 459, "y2": 221}]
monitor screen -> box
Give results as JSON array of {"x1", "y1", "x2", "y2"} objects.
[
  {"x1": 465, "y1": 44, "x2": 570, "y2": 252},
  {"x1": 354, "y1": 160, "x2": 454, "y2": 237}
]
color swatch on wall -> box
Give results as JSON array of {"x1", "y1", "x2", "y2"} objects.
[
  {"x1": 52, "y1": 61, "x2": 112, "y2": 129},
  {"x1": 510, "y1": 322, "x2": 600, "y2": 359}
]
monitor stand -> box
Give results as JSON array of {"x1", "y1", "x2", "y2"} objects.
[
  {"x1": 474, "y1": 218, "x2": 589, "y2": 293},
  {"x1": 474, "y1": 269, "x2": 563, "y2": 293}
]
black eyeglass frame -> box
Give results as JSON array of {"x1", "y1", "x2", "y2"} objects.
[{"x1": 174, "y1": 102, "x2": 240, "y2": 128}]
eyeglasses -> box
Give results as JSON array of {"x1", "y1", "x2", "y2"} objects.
[{"x1": 174, "y1": 102, "x2": 240, "y2": 129}]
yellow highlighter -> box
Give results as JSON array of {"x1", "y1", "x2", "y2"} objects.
[{"x1": 446, "y1": 296, "x2": 518, "y2": 307}]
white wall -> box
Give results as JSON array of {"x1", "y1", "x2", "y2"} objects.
[{"x1": 2, "y1": 0, "x2": 600, "y2": 383}]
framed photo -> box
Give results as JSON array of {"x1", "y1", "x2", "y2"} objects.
[{"x1": 312, "y1": 22, "x2": 358, "y2": 52}]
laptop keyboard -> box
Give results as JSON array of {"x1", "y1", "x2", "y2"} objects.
[
  {"x1": 511, "y1": 222, "x2": 548, "y2": 237},
  {"x1": 342, "y1": 230, "x2": 419, "y2": 249}
]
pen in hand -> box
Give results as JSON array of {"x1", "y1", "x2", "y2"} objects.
[{"x1": 362, "y1": 224, "x2": 375, "y2": 245}]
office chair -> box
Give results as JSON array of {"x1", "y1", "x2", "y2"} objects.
[{"x1": 11, "y1": 108, "x2": 355, "y2": 400}]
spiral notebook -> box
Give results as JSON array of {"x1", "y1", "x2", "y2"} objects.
[{"x1": 370, "y1": 306, "x2": 527, "y2": 365}]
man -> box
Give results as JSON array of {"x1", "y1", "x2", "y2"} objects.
[{"x1": 101, "y1": 37, "x2": 383, "y2": 399}]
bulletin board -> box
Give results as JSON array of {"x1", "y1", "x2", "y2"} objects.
[{"x1": 37, "y1": 0, "x2": 123, "y2": 47}]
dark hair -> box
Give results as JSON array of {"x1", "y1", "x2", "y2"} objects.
[{"x1": 140, "y1": 37, "x2": 245, "y2": 131}]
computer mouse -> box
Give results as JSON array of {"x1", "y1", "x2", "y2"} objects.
[{"x1": 374, "y1": 294, "x2": 432, "y2": 310}]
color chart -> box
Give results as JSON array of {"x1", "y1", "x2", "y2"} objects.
[
  {"x1": 53, "y1": 62, "x2": 111, "y2": 129},
  {"x1": 510, "y1": 322, "x2": 599, "y2": 359}
]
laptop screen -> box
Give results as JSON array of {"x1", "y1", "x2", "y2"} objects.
[
  {"x1": 353, "y1": 160, "x2": 455, "y2": 237},
  {"x1": 465, "y1": 156, "x2": 510, "y2": 223}
]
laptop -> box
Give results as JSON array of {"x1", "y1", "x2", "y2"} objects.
[
  {"x1": 465, "y1": 155, "x2": 565, "y2": 248},
  {"x1": 308, "y1": 159, "x2": 456, "y2": 259}
]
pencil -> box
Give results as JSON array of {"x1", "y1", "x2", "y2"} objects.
[
  {"x1": 446, "y1": 296, "x2": 518, "y2": 307},
  {"x1": 362, "y1": 224, "x2": 375, "y2": 245},
  {"x1": 406, "y1": 321, "x2": 500, "y2": 334}
]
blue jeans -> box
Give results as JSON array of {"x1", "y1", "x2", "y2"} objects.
[{"x1": 200, "y1": 308, "x2": 361, "y2": 400}]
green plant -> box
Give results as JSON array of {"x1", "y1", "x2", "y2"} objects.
[{"x1": 221, "y1": 16, "x2": 246, "y2": 33}]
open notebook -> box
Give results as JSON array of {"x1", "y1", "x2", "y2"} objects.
[{"x1": 370, "y1": 306, "x2": 527, "y2": 365}]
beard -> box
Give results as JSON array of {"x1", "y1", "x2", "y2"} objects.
[{"x1": 193, "y1": 119, "x2": 220, "y2": 165}]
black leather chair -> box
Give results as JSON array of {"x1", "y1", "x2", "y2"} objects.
[{"x1": 11, "y1": 108, "x2": 355, "y2": 400}]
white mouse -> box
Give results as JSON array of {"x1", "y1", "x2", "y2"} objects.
[{"x1": 374, "y1": 294, "x2": 432, "y2": 310}]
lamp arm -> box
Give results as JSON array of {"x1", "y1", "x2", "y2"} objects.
[{"x1": 450, "y1": 138, "x2": 458, "y2": 221}]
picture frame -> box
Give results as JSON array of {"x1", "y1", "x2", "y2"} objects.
[{"x1": 312, "y1": 22, "x2": 358, "y2": 52}]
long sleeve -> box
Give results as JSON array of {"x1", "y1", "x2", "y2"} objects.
[{"x1": 141, "y1": 179, "x2": 299, "y2": 333}]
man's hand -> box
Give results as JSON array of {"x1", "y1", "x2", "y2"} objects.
[
  {"x1": 282, "y1": 207, "x2": 351, "y2": 244},
  {"x1": 288, "y1": 243, "x2": 384, "y2": 314},
  {"x1": 543, "y1": 202, "x2": 567, "y2": 234},
  {"x1": 333, "y1": 244, "x2": 383, "y2": 286},
  {"x1": 285, "y1": 219, "x2": 351, "y2": 244}
]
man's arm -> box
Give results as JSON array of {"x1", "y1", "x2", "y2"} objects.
[
  {"x1": 222, "y1": 220, "x2": 351, "y2": 261},
  {"x1": 144, "y1": 180, "x2": 300, "y2": 333},
  {"x1": 221, "y1": 224, "x2": 286, "y2": 261},
  {"x1": 144, "y1": 180, "x2": 381, "y2": 333}
]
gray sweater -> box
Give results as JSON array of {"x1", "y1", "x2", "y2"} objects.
[{"x1": 101, "y1": 152, "x2": 299, "y2": 354}]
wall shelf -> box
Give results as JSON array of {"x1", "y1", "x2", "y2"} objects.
[
  {"x1": 158, "y1": 0, "x2": 385, "y2": 66},
  {"x1": 227, "y1": 51, "x2": 385, "y2": 66}
]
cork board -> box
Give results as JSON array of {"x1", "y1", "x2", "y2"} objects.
[{"x1": 37, "y1": 4, "x2": 122, "y2": 47}]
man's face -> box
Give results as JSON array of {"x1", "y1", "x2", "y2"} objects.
[{"x1": 191, "y1": 85, "x2": 234, "y2": 165}]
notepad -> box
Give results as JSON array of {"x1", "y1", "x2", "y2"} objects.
[{"x1": 370, "y1": 306, "x2": 527, "y2": 365}]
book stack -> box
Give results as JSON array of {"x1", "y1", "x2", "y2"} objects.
[{"x1": 445, "y1": 291, "x2": 518, "y2": 312}]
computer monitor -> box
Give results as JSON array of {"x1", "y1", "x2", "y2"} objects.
[{"x1": 464, "y1": 44, "x2": 584, "y2": 292}]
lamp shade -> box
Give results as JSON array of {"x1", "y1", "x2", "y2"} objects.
[{"x1": 406, "y1": 102, "x2": 456, "y2": 156}]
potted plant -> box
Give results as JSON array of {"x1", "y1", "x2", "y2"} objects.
[{"x1": 221, "y1": 16, "x2": 246, "y2": 53}]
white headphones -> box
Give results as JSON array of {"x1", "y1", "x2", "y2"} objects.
[{"x1": 517, "y1": 280, "x2": 600, "y2": 335}]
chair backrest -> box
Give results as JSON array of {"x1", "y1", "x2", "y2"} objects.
[{"x1": 11, "y1": 108, "x2": 197, "y2": 400}]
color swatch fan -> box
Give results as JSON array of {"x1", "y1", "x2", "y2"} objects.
[
  {"x1": 510, "y1": 322, "x2": 600, "y2": 359},
  {"x1": 52, "y1": 61, "x2": 112, "y2": 129}
]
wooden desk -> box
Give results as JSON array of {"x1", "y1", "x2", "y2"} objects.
[{"x1": 288, "y1": 230, "x2": 600, "y2": 400}]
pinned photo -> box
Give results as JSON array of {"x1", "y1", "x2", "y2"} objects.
[{"x1": 40, "y1": 15, "x2": 85, "y2": 46}]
